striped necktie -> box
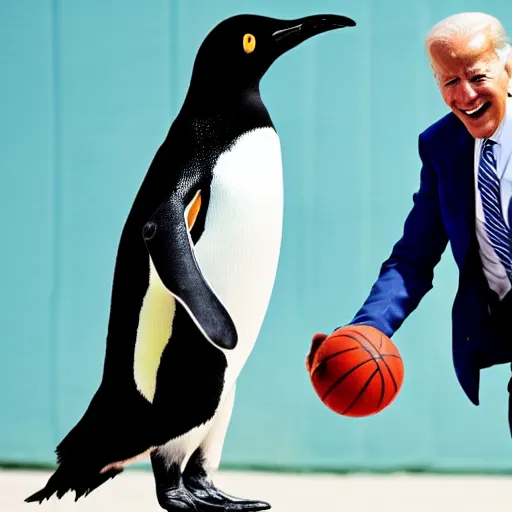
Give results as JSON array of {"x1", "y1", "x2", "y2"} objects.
[{"x1": 477, "y1": 138, "x2": 512, "y2": 282}]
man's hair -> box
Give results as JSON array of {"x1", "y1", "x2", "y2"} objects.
[{"x1": 425, "y1": 12, "x2": 511, "y2": 72}]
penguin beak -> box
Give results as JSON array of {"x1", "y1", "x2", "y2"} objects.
[{"x1": 271, "y1": 14, "x2": 356, "y2": 52}]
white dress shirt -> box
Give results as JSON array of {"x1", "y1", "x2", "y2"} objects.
[{"x1": 474, "y1": 97, "x2": 512, "y2": 299}]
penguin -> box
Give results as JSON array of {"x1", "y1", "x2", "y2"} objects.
[{"x1": 25, "y1": 12, "x2": 355, "y2": 512}]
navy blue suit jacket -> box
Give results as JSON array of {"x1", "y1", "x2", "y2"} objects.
[{"x1": 350, "y1": 111, "x2": 512, "y2": 406}]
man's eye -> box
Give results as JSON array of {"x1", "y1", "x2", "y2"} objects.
[
  {"x1": 445, "y1": 79, "x2": 458, "y2": 86},
  {"x1": 471, "y1": 75, "x2": 486, "y2": 82}
]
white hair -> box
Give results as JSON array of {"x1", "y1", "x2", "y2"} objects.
[{"x1": 425, "y1": 12, "x2": 512, "y2": 67}]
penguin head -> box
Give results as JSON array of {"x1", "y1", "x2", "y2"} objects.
[{"x1": 187, "y1": 14, "x2": 356, "y2": 100}]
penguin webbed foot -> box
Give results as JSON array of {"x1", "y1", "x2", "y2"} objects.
[
  {"x1": 152, "y1": 453, "x2": 270, "y2": 511},
  {"x1": 156, "y1": 481, "x2": 202, "y2": 511},
  {"x1": 179, "y1": 447, "x2": 270, "y2": 511},
  {"x1": 158, "y1": 483, "x2": 270, "y2": 512},
  {"x1": 183, "y1": 473, "x2": 271, "y2": 511}
]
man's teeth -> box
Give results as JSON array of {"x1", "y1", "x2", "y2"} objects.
[{"x1": 464, "y1": 104, "x2": 485, "y2": 115}]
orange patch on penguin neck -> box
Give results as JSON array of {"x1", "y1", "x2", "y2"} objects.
[{"x1": 187, "y1": 192, "x2": 202, "y2": 230}]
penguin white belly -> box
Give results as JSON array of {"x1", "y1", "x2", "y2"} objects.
[{"x1": 194, "y1": 127, "x2": 284, "y2": 394}]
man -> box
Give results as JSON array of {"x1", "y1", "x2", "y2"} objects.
[{"x1": 307, "y1": 12, "x2": 512, "y2": 430}]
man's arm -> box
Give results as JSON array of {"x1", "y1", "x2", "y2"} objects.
[
  {"x1": 347, "y1": 133, "x2": 449, "y2": 337},
  {"x1": 306, "y1": 133, "x2": 450, "y2": 372}
]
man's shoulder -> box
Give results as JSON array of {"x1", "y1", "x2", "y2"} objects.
[{"x1": 419, "y1": 111, "x2": 466, "y2": 145}]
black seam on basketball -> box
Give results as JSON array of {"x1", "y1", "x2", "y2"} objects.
[
  {"x1": 379, "y1": 354, "x2": 401, "y2": 359},
  {"x1": 321, "y1": 358, "x2": 375, "y2": 401},
  {"x1": 333, "y1": 333, "x2": 375, "y2": 354},
  {"x1": 342, "y1": 368, "x2": 379, "y2": 415},
  {"x1": 360, "y1": 335, "x2": 400, "y2": 393},
  {"x1": 350, "y1": 330, "x2": 382, "y2": 355},
  {"x1": 375, "y1": 358, "x2": 386, "y2": 409},
  {"x1": 378, "y1": 333, "x2": 384, "y2": 351},
  {"x1": 330, "y1": 332, "x2": 390, "y2": 407},
  {"x1": 311, "y1": 347, "x2": 360, "y2": 377},
  {"x1": 378, "y1": 356, "x2": 398, "y2": 392}
]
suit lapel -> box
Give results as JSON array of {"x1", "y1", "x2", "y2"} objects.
[{"x1": 449, "y1": 122, "x2": 475, "y2": 266}]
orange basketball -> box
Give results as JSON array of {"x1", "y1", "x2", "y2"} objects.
[{"x1": 308, "y1": 325, "x2": 404, "y2": 417}]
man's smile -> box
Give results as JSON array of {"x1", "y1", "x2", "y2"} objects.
[{"x1": 459, "y1": 101, "x2": 492, "y2": 118}]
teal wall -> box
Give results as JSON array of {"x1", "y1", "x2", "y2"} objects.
[{"x1": 2, "y1": 0, "x2": 512, "y2": 473}]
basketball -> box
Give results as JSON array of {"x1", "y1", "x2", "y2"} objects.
[{"x1": 308, "y1": 325, "x2": 404, "y2": 417}]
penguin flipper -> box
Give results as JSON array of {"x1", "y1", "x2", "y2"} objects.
[{"x1": 142, "y1": 189, "x2": 238, "y2": 351}]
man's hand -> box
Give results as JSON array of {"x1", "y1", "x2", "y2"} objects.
[{"x1": 305, "y1": 332, "x2": 328, "y2": 373}]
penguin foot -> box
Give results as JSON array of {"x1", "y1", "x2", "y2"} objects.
[
  {"x1": 158, "y1": 480, "x2": 243, "y2": 511},
  {"x1": 184, "y1": 475, "x2": 271, "y2": 511},
  {"x1": 157, "y1": 481, "x2": 202, "y2": 511}
]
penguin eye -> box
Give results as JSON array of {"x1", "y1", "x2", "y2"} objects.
[{"x1": 243, "y1": 33, "x2": 256, "y2": 54}]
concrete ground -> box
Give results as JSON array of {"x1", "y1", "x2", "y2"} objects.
[{"x1": 1, "y1": 468, "x2": 511, "y2": 512}]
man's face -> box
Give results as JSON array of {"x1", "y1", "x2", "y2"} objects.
[{"x1": 430, "y1": 30, "x2": 511, "y2": 138}]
